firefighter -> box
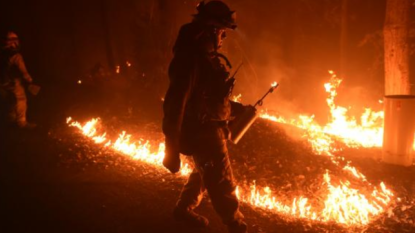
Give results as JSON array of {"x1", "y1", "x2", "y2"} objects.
[
  {"x1": 0, "y1": 30, "x2": 36, "y2": 129},
  {"x1": 162, "y1": 1, "x2": 247, "y2": 232}
]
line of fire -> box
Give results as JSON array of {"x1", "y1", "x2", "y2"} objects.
[{"x1": 1, "y1": 1, "x2": 415, "y2": 233}]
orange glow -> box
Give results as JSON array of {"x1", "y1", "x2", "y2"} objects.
[
  {"x1": 67, "y1": 118, "x2": 189, "y2": 176},
  {"x1": 232, "y1": 94, "x2": 242, "y2": 103},
  {"x1": 67, "y1": 112, "x2": 394, "y2": 226},
  {"x1": 65, "y1": 69, "x2": 395, "y2": 227},
  {"x1": 256, "y1": 70, "x2": 394, "y2": 224},
  {"x1": 261, "y1": 71, "x2": 384, "y2": 152},
  {"x1": 67, "y1": 117, "x2": 191, "y2": 176}
]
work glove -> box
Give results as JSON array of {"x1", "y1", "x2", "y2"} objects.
[
  {"x1": 230, "y1": 101, "x2": 246, "y2": 118},
  {"x1": 163, "y1": 137, "x2": 181, "y2": 174},
  {"x1": 28, "y1": 84, "x2": 41, "y2": 96}
]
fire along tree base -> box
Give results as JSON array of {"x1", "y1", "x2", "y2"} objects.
[{"x1": 382, "y1": 95, "x2": 415, "y2": 166}]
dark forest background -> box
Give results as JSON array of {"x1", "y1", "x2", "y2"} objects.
[{"x1": 1, "y1": 0, "x2": 414, "y2": 123}]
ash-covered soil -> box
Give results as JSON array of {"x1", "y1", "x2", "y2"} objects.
[{"x1": 1, "y1": 83, "x2": 415, "y2": 233}]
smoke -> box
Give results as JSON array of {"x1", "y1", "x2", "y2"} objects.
[
  {"x1": 221, "y1": 0, "x2": 387, "y2": 124},
  {"x1": 0, "y1": 0, "x2": 393, "y2": 120}
]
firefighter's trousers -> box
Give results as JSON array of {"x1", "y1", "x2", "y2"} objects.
[
  {"x1": 0, "y1": 81, "x2": 27, "y2": 126},
  {"x1": 176, "y1": 124, "x2": 244, "y2": 225}
]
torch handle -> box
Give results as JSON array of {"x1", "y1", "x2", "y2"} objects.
[{"x1": 254, "y1": 83, "x2": 279, "y2": 107}]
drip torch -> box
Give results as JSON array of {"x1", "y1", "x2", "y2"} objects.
[{"x1": 230, "y1": 82, "x2": 279, "y2": 144}]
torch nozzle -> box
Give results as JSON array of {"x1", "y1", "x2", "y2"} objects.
[{"x1": 254, "y1": 82, "x2": 280, "y2": 107}]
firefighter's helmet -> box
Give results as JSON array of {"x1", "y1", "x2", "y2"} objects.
[
  {"x1": 195, "y1": 1, "x2": 237, "y2": 29},
  {"x1": 1, "y1": 31, "x2": 20, "y2": 51}
]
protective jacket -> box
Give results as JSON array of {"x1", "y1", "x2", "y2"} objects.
[
  {"x1": 163, "y1": 21, "x2": 241, "y2": 155},
  {"x1": 0, "y1": 50, "x2": 32, "y2": 85},
  {"x1": 0, "y1": 50, "x2": 32, "y2": 126},
  {"x1": 163, "y1": 20, "x2": 246, "y2": 228}
]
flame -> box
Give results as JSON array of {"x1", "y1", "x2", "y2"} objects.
[
  {"x1": 320, "y1": 171, "x2": 390, "y2": 225},
  {"x1": 271, "y1": 81, "x2": 278, "y2": 87},
  {"x1": 236, "y1": 181, "x2": 316, "y2": 220},
  {"x1": 255, "y1": 71, "x2": 396, "y2": 224},
  {"x1": 66, "y1": 117, "x2": 191, "y2": 176},
  {"x1": 261, "y1": 71, "x2": 385, "y2": 152},
  {"x1": 232, "y1": 94, "x2": 242, "y2": 103},
  {"x1": 235, "y1": 170, "x2": 394, "y2": 225},
  {"x1": 67, "y1": 113, "x2": 394, "y2": 226},
  {"x1": 65, "y1": 68, "x2": 395, "y2": 228},
  {"x1": 343, "y1": 165, "x2": 367, "y2": 181},
  {"x1": 77, "y1": 80, "x2": 82, "y2": 84}
]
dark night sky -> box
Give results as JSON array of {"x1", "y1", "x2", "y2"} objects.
[{"x1": 1, "y1": 0, "x2": 414, "y2": 122}]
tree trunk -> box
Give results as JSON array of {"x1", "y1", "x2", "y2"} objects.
[{"x1": 384, "y1": 0, "x2": 411, "y2": 95}]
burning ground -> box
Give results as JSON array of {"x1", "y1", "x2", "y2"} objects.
[
  {"x1": 58, "y1": 115, "x2": 415, "y2": 233},
  {"x1": 2, "y1": 77, "x2": 415, "y2": 233}
]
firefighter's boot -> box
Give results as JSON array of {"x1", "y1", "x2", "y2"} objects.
[
  {"x1": 173, "y1": 206, "x2": 209, "y2": 228},
  {"x1": 227, "y1": 220, "x2": 248, "y2": 233},
  {"x1": 17, "y1": 121, "x2": 36, "y2": 129}
]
